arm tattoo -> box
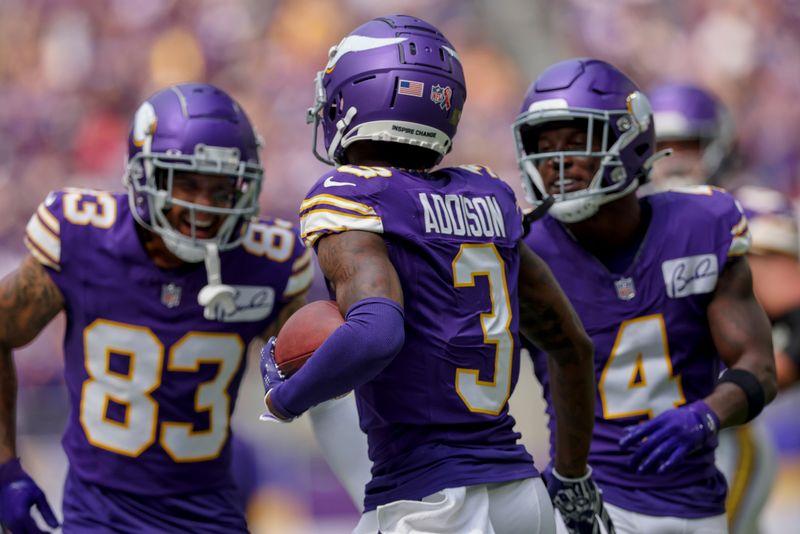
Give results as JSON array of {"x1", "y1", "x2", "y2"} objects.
[
  {"x1": 317, "y1": 237, "x2": 358, "y2": 294},
  {"x1": 0, "y1": 255, "x2": 64, "y2": 348},
  {"x1": 0, "y1": 255, "x2": 63, "y2": 459},
  {"x1": 518, "y1": 244, "x2": 589, "y2": 363},
  {"x1": 317, "y1": 231, "x2": 403, "y2": 313},
  {"x1": 518, "y1": 244, "x2": 594, "y2": 475}
]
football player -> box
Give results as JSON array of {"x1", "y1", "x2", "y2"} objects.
[
  {"x1": 514, "y1": 59, "x2": 777, "y2": 533},
  {"x1": 650, "y1": 82, "x2": 796, "y2": 533},
  {"x1": 647, "y1": 82, "x2": 734, "y2": 191},
  {"x1": 0, "y1": 83, "x2": 370, "y2": 533},
  {"x1": 259, "y1": 14, "x2": 606, "y2": 534}
]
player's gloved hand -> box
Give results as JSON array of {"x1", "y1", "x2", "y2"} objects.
[
  {"x1": 0, "y1": 458, "x2": 59, "y2": 533},
  {"x1": 258, "y1": 337, "x2": 293, "y2": 423},
  {"x1": 619, "y1": 400, "x2": 719, "y2": 474},
  {"x1": 545, "y1": 466, "x2": 615, "y2": 534}
]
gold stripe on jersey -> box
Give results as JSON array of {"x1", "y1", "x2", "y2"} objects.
[
  {"x1": 729, "y1": 215, "x2": 752, "y2": 257},
  {"x1": 300, "y1": 194, "x2": 377, "y2": 216},
  {"x1": 300, "y1": 210, "x2": 384, "y2": 248},
  {"x1": 37, "y1": 204, "x2": 60, "y2": 234},
  {"x1": 284, "y1": 261, "x2": 314, "y2": 298},
  {"x1": 457, "y1": 164, "x2": 499, "y2": 178},
  {"x1": 25, "y1": 211, "x2": 61, "y2": 267},
  {"x1": 24, "y1": 236, "x2": 60, "y2": 271},
  {"x1": 731, "y1": 213, "x2": 749, "y2": 237}
]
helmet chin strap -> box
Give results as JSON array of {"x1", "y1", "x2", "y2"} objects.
[
  {"x1": 550, "y1": 177, "x2": 641, "y2": 223},
  {"x1": 328, "y1": 106, "x2": 358, "y2": 163},
  {"x1": 197, "y1": 243, "x2": 237, "y2": 321},
  {"x1": 162, "y1": 237, "x2": 204, "y2": 263},
  {"x1": 643, "y1": 148, "x2": 673, "y2": 172},
  {"x1": 550, "y1": 196, "x2": 601, "y2": 223},
  {"x1": 152, "y1": 194, "x2": 239, "y2": 320},
  {"x1": 160, "y1": 228, "x2": 238, "y2": 321}
]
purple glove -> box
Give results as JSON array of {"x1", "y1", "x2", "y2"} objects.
[
  {"x1": 258, "y1": 337, "x2": 292, "y2": 423},
  {"x1": 545, "y1": 466, "x2": 615, "y2": 534},
  {"x1": 619, "y1": 400, "x2": 720, "y2": 474},
  {"x1": 0, "y1": 458, "x2": 59, "y2": 533}
]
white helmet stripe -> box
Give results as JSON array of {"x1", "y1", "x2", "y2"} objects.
[
  {"x1": 442, "y1": 45, "x2": 460, "y2": 61},
  {"x1": 325, "y1": 35, "x2": 406, "y2": 72}
]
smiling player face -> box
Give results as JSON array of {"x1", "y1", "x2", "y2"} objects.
[
  {"x1": 165, "y1": 172, "x2": 238, "y2": 240},
  {"x1": 533, "y1": 121, "x2": 603, "y2": 196}
]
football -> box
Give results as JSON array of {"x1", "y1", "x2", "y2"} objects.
[{"x1": 274, "y1": 300, "x2": 344, "y2": 376}]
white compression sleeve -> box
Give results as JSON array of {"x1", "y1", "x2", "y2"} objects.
[{"x1": 308, "y1": 394, "x2": 372, "y2": 511}]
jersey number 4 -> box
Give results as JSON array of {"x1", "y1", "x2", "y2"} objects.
[
  {"x1": 599, "y1": 314, "x2": 686, "y2": 419},
  {"x1": 80, "y1": 319, "x2": 243, "y2": 461}
]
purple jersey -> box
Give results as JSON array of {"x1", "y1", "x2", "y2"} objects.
[
  {"x1": 524, "y1": 187, "x2": 751, "y2": 518},
  {"x1": 24, "y1": 188, "x2": 312, "y2": 496},
  {"x1": 299, "y1": 164, "x2": 537, "y2": 511}
]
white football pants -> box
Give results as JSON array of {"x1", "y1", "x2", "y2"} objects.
[{"x1": 352, "y1": 477, "x2": 554, "y2": 534}]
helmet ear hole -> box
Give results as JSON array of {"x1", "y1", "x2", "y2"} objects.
[{"x1": 328, "y1": 92, "x2": 345, "y2": 121}]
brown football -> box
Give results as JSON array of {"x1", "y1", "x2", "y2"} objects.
[{"x1": 274, "y1": 300, "x2": 344, "y2": 376}]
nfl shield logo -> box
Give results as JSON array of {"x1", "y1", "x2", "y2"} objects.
[
  {"x1": 430, "y1": 84, "x2": 452, "y2": 111},
  {"x1": 161, "y1": 283, "x2": 182, "y2": 308},
  {"x1": 614, "y1": 277, "x2": 636, "y2": 301}
]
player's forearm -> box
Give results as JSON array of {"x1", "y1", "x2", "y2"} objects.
[
  {"x1": 270, "y1": 297, "x2": 405, "y2": 417},
  {"x1": 0, "y1": 345, "x2": 18, "y2": 462},
  {"x1": 518, "y1": 243, "x2": 591, "y2": 363},
  {"x1": 706, "y1": 324, "x2": 777, "y2": 427},
  {"x1": 705, "y1": 304, "x2": 776, "y2": 427},
  {"x1": 548, "y1": 349, "x2": 595, "y2": 478},
  {"x1": 706, "y1": 349, "x2": 777, "y2": 428},
  {"x1": 707, "y1": 256, "x2": 777, "y2": 426}
]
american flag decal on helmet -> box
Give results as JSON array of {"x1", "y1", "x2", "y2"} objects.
[{"x1": 397, "y1": 79, "x2": 424, "y2": 97}]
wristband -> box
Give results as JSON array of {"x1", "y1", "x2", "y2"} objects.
[{"x1": 718, "y1": 368, "x2": 765, "y2": 422}]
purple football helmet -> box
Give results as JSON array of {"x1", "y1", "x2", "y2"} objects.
[
  {"x1": 123, "y1": 83, "x2": 263, "y2": 263},
  {"x1": 307, "y1": 15, "x2": 466, "y2": 167},
  {"x1": 513, "y1": 58, "x2": 658, "y2": 223},
  {"x1": 650, "y1": 82, "x2": 734, "y2": 186}
]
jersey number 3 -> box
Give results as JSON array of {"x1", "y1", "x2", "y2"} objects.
[{"x1": 453, "y1": 244, "x2": 514, "y2": 415}]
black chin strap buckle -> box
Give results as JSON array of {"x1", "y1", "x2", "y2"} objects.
[{"x1": 522, "y1": 196, "x2": 555, "y2": 237}]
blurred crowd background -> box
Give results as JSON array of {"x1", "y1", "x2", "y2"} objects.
[{"x1": 1, "y1": 0, "x2": 798, "y2": 532}]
